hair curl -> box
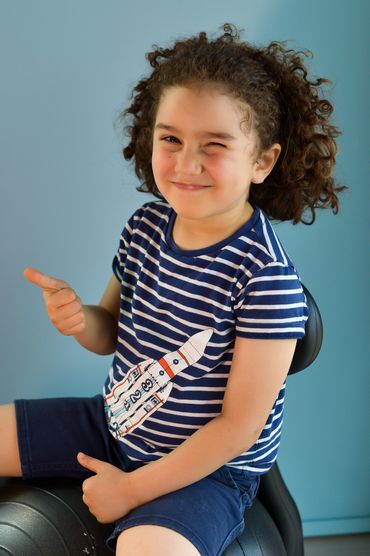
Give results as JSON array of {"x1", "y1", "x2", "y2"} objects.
[{"x1": 120, "y1": 23, "x2": 345, "y2": 224}]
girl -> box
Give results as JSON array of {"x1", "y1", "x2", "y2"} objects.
[{"x1": 0, "y1": 24, "x2": 344, "y2": 556}]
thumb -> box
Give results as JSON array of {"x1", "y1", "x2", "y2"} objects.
[
  {"x1": 23, "y1": 267, "x2": 68, "y2": 292},
  {"x1": 77, "y1": 452, "x2": 106, "y2": 473}
]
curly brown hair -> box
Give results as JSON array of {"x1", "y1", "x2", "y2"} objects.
[{"x1": 120, "y1": 24, "x2": 345, "y2": 224}]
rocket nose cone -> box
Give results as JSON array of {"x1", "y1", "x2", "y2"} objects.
[{"x1": 189, "y1": 328, "x2": 214, "y2": 352}]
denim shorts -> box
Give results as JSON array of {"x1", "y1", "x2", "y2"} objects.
[{"x1": 15, "y1": 395, "x2": 259, "y2": 556}]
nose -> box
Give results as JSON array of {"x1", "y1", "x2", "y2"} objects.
[{"x1": 174, "y1": 145, "x2": 202, "y2": 175}]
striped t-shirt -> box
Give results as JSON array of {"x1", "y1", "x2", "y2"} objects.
[{"x1": 103, "y1": 200, "x2": 308, "y2": 476}]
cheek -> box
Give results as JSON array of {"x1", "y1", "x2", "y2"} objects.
[
  {"x1": 152, "y1": 149, "x2": 174, "y2": 179},
  {"x1": 206, "y1": 155, "x2": 232, "y2": 176},
  {"x1": 214, "y1": 153, "x2": 249, "y2": 179}
]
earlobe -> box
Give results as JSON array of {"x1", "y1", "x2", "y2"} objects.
[{"x1": 252, "y1": 143, "x2": 281, "y2": 184}]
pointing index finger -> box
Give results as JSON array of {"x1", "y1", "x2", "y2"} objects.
[{"x1": 23, "y1": 267, "x2": 69, "y2": 291}]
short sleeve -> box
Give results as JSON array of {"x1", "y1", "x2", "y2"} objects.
[
  {"x1": 234, "y1": 263, "x2": 309, "y2": 339},
  {"x1": 112, "y1": 216, "x2": 135, "y2": 283}
]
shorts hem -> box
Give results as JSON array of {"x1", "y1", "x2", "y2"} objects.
[
  {"x1": 108, "y1": 514, "x2": 211, "y2": 556},
  {"x1": 217, "y1": 519, "x2": 245, "y2": 556},
  {"x1": 14, "y1": 399, "x2": 32, "y2": 479}
]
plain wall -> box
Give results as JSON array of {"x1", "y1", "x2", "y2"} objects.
[{"x1": 1, "y1": 0, "x2": 369, "y2": 536}]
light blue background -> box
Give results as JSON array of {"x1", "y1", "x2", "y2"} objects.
[{"x1": 1, "y1": 0, "x2": 369, "y2": 537}]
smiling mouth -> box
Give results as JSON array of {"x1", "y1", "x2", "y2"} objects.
[{"x1": 173, "y1": 182, "x2": 210, "y2": 191}]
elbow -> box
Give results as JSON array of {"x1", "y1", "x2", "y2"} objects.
[
  {"x1": 218, "y1": 414, "x2": 264, "y2": 459},
  {"x1": 236, "y1": 427, "x2": 263, "y2": 456}
]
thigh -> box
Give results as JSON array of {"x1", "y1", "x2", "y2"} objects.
[
  {"x1": 116, "y1": 525, "x2": 201, "y2": 556},
  {"x1": 0, "y1": 404, "x2": 22, "y2": 476},
  {"x1": 14, "y1": 395, "x2": 128, "y2": 479}
]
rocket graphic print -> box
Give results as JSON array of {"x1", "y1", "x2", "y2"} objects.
[{"x1": 104, "y1": 329, "x2": 213, "y2": 439}]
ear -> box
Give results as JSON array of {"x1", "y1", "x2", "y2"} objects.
[{"x1": 251, "y1": 143, "x2": 281, "y2": 184}]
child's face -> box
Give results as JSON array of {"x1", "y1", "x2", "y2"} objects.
[{"x1": 151, "y1": 85, "x2": 262, "y2": 227}]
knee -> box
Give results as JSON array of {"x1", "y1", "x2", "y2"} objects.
[
  {"x1": 0, "y1": 403, "x2": 22, "y2": 477},
  {"x1": 115, "y1": 525, "x2": 201, "y2": 556}
]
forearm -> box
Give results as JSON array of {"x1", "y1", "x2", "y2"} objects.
[
  {"x1": 74, "y1": 305, "x2": 118, "y2": 355},
  {"x1": 126, "y1": 415, "x2": 260, "y2": 508}
]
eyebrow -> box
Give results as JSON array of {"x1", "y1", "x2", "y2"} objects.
[{"x1": 155, "y1": 123, "x2": 237, "y2": 141}]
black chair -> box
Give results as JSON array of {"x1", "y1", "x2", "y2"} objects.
[
  {"x1": 225, "y1": 285, "x2": 323, "y2": 556},
  {"x1": 0, "y1": 286, "x2": 322, "y2": 556}
]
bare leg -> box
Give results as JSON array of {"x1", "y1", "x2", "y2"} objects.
[
  {"x1": 116, "y1": 525, "x2": 201, "y2": 556},
  {"x1": 0, "y1": 404, "x2": 22, "y2": 476}
]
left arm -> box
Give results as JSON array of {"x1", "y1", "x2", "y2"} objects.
[{"x1": 79, "y1": 336, "x2": 296, "y2": 522}]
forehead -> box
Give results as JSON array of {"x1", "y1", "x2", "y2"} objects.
[{"x1": 155, "y1": 85, "x2": 253, "y2": 137}]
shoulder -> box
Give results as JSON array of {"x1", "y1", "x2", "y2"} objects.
[
  {"x1": 240, "y1": 208, "x2": 305, "y2": 298},
  {"x1": 117, "y1": 200, "x2": 172, "y2": 243},
  {"x1": 232, "y1": 209, "x2": 308, "y2": 338},
  {"x1": 127, "y1": 200, "x2": 172, "y2": 231},
  {"x1": 227, "y1": 207, "x2": 297, "y2": 283},
  {"x1": 247, "y1": 207, "x2": 293, "y2": 267},
  {"x1": 113, "y1": 200, "x2": 172, "y2": 277}
]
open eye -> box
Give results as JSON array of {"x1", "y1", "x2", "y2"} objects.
[{"x1": 162, "y1": 135, "x2": 180, "y2": 144}]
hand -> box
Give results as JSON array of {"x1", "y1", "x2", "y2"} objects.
[
  {"x1": 77, "y1": 452, "x2": 135, "y2": 523},
  {"x1": 24, "y1": 267, "x2": 85, "y2": 336}
]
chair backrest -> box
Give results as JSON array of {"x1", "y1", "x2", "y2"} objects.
[{"x1": 288, "y1": 285, "x2": 323, "y2": 375}]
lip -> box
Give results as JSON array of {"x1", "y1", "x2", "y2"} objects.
[{"x1": 172, "y1": 182, "x2": 210, "y2": 191}]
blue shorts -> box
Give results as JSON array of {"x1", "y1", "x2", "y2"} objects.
[{"x1": 15, "y1": 395, "x2": 259, "y2": 556}]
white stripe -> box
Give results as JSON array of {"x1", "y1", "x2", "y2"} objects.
[
  {"x1": 227, "y1": 462, "x2": 273, "y2": 473},
  {"x1": 157, "y1": 407, "x2": 219, "y2": 418},
  {"x1": 171, "y1": 383, "x2": 225, "y2": 393},
  {"x1": 237, "y1": 326, "x2": 305, "y2": 333},
  {"x1": 139, "y1": 425, "x2": 187, "y2": 441},
  {"x1": 148, "y1": 416, "x2": 199, "y2": 430},
  {"x1": 167, "y1": 396, "x2": 222, "y2": 406},
  {"x1": 260, "y1": 211, "x2": 278, "y2": 261},
  {"x1": 248, "y1": 288, "x2": 303, "y2": 296},
  {"x1": 240, "y1": 302, "x2": 307, "y2": 310},
  {"x1": 248, "y1": 274, "x2": 299, "y2": 285},
  {"x1": 239, "y1": 316, "x2": 307, "y2": 324}
]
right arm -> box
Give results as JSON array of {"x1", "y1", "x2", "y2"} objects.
[
  {"x1": 74, "y1": 274, "x2": 120, "y2": 355},
  {"x1": 23, "y1": 268, "x2": 120, "y2": 355}
]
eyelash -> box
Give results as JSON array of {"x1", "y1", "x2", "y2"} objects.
[
  {"x1": 162, "y1": 136, "x2": 179, "y2": 144},
  {"x1": 161, "y1": 136, "x2": 226, "y2": 149}
]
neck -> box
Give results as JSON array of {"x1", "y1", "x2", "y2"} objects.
[{"x1": 172, "y1": 203, "x2": 254, "y2": 251}]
